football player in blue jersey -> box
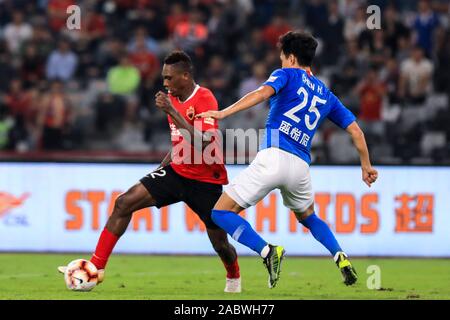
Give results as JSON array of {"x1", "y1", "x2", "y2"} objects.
[{"x1": 196, "y1": 31, "x2": 378, "y2": 288}]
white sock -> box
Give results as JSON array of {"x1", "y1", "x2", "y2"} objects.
[
  {"x1": 334, "y1": 251, "x2": 347, "y2": 262},
  {"x1": 260, "y1": 245, "x2": 270, "y2": 258}
]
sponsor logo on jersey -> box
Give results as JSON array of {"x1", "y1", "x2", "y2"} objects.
[{"x1": 170, "y1": 123, "x2": 181, "y2": 137}]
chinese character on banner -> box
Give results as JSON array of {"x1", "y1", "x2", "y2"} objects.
[{"x1": 394, "y1": 193, "x2": 434, "y2": 233}]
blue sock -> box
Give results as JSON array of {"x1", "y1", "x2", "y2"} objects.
[
  {"x1": 300, "y1": 213, "x2": 342, "y2": 256},
  {"x1": 212, "y1": 209, "x2": 268, "y2": 255}
]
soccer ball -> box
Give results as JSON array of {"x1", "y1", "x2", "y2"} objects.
[{"x1": 64, "y1": 259, "x2": 98, "y2": 291}]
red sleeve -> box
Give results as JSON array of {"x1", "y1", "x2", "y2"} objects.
[{"x1": 194, "y1": 90, "x2": 219, "y2": 132}]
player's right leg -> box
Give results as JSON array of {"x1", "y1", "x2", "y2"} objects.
[
  {"x1": 58, "y1": 182, "x2": 157, "y2": 282},
  {"x1": 58, "y1": 166, "x2": 180, "y2": 284},
  {"x1": 182, "y1": 180, "x2": 242, "y2": 293},
  {"x1": 91, "y1": 182, "x2": 157, "y2": 269}
]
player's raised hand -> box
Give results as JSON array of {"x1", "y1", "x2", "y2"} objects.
[
  {"x1": 155, "y1": 91, "x2": 175, "y2": 114},
  {"x1": 362, "y1": 166, "x2": 378, "y2": 187},
  {"x1": 195, "y1": 110, "x2": 225, "y2": 120}
]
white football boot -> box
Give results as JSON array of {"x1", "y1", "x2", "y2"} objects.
[{"x1": 224, "y1": 277, "x2": 241, "y2": 293}]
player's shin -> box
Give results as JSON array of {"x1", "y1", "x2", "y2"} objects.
[
  {"x1": 299, "y1": 212, "x2": 342, "y2": 256},
  {"x1": 90, "y1": 227, "x2": 119, "y2": 270},
  {"x1": 300, "y1": 212, "x2": 358, "y2": 285},
  {"x1": 221, "y1": 256, "x2": 240, "y2": 279},
  {"x1": 216, "y1": 245, "x2": 240, "y2": 278},
  {"x1": 211, "y1": 209, "x2": 269, "y2": 257}
]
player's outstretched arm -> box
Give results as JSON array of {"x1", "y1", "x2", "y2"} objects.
[
  {"x1": 196, "y1": 85, "x2": 275, "y2": 120},
  {"x1": 346, "y1": 121, "x2": 378, "y2": 187}
]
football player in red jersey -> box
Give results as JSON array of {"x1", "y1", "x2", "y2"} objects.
[{"x1": 58, "y1": 51, "x2": 241, "y2": 293}]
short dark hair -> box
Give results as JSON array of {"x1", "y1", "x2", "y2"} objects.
[
  {"x1": 278, "y1": 31, "x2": 318, "y2": 66},
  {"x1": 164, "y1": 51, "x2": 194, "y2": 75}
]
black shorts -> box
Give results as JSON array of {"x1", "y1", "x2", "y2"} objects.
[{"x1": 139, "y1": 165, "x2": 223, "y2": 229}]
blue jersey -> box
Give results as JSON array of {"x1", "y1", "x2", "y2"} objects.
[{"x1": 261, "y1": 68, "x2": 356, "y2": 164}]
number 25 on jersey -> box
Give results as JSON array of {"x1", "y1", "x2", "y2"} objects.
[{"x1": 283, "y1": 87, "x2": 326, "y2": 130}]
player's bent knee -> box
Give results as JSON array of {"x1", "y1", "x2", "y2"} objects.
[
  {"x1": 114, "y1": 194, "x2": 127, "y2": 211},
  {"x1": 113, "y1": 193, "x2": 134, "y2": 216},
  {"x1": 213, "y1": 193, "x2": 244, "y2": 213},
  {"x1": 293, "y1": 203, "x2": 315, "y2": 222},
  {"x1": 112, "y1": 183, "x2": 157, "y2": 217}
]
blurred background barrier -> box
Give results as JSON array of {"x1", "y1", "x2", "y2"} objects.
[{"x1": 1, "y1": 162, "x2": 449, "y2": 257}]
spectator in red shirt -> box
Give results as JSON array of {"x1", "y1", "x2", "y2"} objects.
[
  {"x1": 4, "y1": 79, "x2": 33, "y2": 122},
  {"x1": 4, "y1": 79, "x2": 40, "y2": 150},
  {"x1": 128, "y1": 37, "x2": 160, "y2": 81},
  {"x1": 81, "y1": 10, "x2": 107, "y2": 43},
  {"x1": 356, "y1": 68, "x2": 386, "y2": 122},
  {"x1": 166, "y1": 3, "x2": 189, "y2": 36},
  {"x1": 173, "y1": 9, "x2": 208, "y2": 56},
  {"x1": 38, "y1": 80, "x2": 72, "y2": 150},
  {"x1": 262, "y1": 15, "x2": 292, "y2": 48},
  {"x1": 47, "y1": 0, "x2": 75, "y2": 32}
]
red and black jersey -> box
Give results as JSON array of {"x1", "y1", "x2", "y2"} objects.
[{"x1": 168, "y1": 85, "x2": 228, "y2": 185}]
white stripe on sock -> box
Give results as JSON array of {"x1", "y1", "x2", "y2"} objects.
[{"x1": 232, "y1": 225, "x2": 246, "y2": 241}]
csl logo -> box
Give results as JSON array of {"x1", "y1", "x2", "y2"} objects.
[{"x1": 0, "y1": 192, "x2": 30, "y2": 226}]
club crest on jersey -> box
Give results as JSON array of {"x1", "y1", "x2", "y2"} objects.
[{"x1": 186, "y1": 106, "x2": 195, "y2": 120}]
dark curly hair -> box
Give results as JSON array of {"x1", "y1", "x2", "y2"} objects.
[
  {"x1": 163, "y1": 50, "x2": 194, "y2": 75},
  {"x1": 278, "y1": 31, "x2": 318, "y2": 67}
]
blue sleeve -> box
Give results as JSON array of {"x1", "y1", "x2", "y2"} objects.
[
  {"x1": 262, "y1": 69, "x2": 288, "y2": 94},
  {"x1": 327, "y1": 92, "x2": 356, "y2": 129}
]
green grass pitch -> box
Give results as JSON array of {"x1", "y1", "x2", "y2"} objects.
[{"x1": 0, "y1": 253, "x2": 449, "y2": 300}]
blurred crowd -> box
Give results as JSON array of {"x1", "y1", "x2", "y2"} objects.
[{"x1": 0, "y1": 0, "x2": 449, "y2": 164}]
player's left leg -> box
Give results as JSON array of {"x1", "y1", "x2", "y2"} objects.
[
  {"x1": 293, "y1": 205, "x2": 358, "y2": 286},
  {"x1": 206, "y1": 228, "x2": 241, "y2": 293},
  {"x1": 280, "y1": 153, "x2": 358, "y2": 286},
  {"x1": 184, "y1": 184, "x2": 241, "y2": 293}
]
